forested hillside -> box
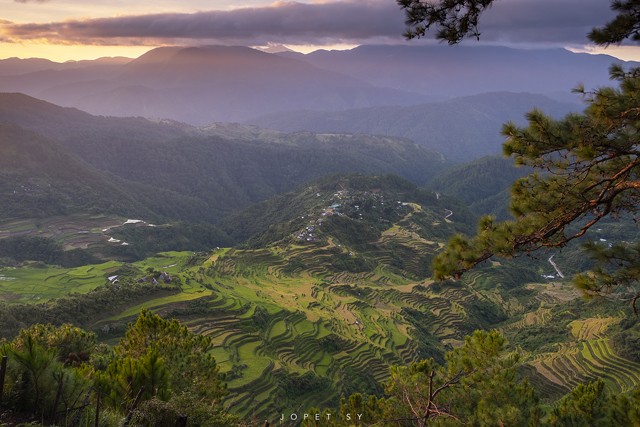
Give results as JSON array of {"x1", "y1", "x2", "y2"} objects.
[
  {"x1": 426, "y1": 155, "x2": 532, "y2": 219},
  {"x1": 3, "y1": 23, "x2": 640, "y2": 427},
  {"x1": 246, "y1": 92, "x2": 580, "y2": 161},
  {"x1": 0, "y1": 121, "x2": 155, "y2": 220},
  {"x1": 2, "y1": 174, "x2": 640, "y2": 426},
  {"x1": 0, "y1": 94, "x2": 449, "y2": 224},
  {"x1": 221, "y1": 173, "x2": 474, "y2": 243}
]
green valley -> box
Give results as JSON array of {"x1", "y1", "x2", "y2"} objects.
[{"x1": 2, "y1": 174, "x2": 638, "y2": 421}]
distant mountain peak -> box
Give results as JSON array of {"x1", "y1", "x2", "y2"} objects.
[{"x1": 257, "y1": 44, "x2": 295, "y2": 54}]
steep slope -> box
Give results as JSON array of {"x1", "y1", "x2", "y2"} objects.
[
  {"x1": 3, "y1": 174, "x2": 640, "y2": 415},
  {"x1": 0, "y1": 94, "x2": 449, "y2": 223},
  {"x1": 0, "y1": 121, "x2": 154, "y2": 220},
  {"x1": 222, "y1": 173, "x2": 475, "y2": 244},
  {"x1": 0, "y1": 46, "x2": 428, "y2": 125},
  {"x1": 246, "y1": 92, "x2": 581, "y2": 162},
  {"x1": 426, "y1": 155, "x2": 532, "y2": 219},
  {"x1": 0, "y1": 92, "x2": 184, "y2": 142}
]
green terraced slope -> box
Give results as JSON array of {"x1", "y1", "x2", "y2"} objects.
[{"x1": 3, "y1": 173, "x2": 639, "y2": 417}]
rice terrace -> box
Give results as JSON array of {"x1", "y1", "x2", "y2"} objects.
[
  {"x1": 1, "y1": 175, "x2": 638, "y2": 418},
  {"x1": 3, "y1": 1, "x2": 640, "y2": 425}
]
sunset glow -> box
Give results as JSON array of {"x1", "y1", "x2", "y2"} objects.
[{"x1": 2, "y1": 0, "x2": 640, "y2": 62}]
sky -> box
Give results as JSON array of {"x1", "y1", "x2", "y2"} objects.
[{"x1": 1, "y1": 0, "x2": 640, "y2": 62}]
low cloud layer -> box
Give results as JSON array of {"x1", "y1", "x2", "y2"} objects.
[
  {"x1": 479, "y1": 0, "x2": 615, "y2": 45},
  {"x1": 0, "y1": 0, "x2": 619, "y2": 47}
]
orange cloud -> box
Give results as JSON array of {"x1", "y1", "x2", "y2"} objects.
[
  {"x1": 0, "y1": 0, "x2": 404, "y2": 46},
  {"x1": 0, "y1": 0, "x2": 616, "y2": 48}
]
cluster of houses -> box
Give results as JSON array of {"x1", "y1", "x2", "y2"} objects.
[
  {"x1": 10, "y1": 181, "x2": 48, "y2": 195},
  {"x1": 135, "y1": 272, "x2": 172, "y2": 285},
  {"x1": 108, "y1": 272, "x2": 171, "y2": 291},
  {"x1": 296, "y1": 224, "x2": 319, "y2": 242},
  {"x1": 294, "y1": 187, "x2": 409, "y2": 242}
]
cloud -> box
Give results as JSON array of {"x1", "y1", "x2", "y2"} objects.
[
  {"x1": 477, "y1": 0, "x2": 617, "y2": 46},
  {"x1": 0, "y1": 0, "x2": 621, "y2": 47},
  {"x1": 0, "y1": 0, "x2": 405, "y2": 46},
  {"x1": 14, "y1": 0, "x2": 51, "y2": 3}
]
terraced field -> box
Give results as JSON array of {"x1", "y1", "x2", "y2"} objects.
[
  {"x1": 529, "y1": 339, "x2": 640, "y2": 394},
  {"x1": 0, "y1": 214, "x2": 135, "y2": 252},
  {"x1": 121, "y1": 235, "x2": 503, "y2": 417},
  {"x1": 0, "y1": 261, "x2": 121, "y2": 303},
  {"x1": 165, "y1": 238, "x2": 639, "y2": 416},
  {"x1": 3, "y1": 178, "x2": 638, "y2": 418},
  {"x1": 7, "y1": 234, "x2": 635, "y2": 416}
]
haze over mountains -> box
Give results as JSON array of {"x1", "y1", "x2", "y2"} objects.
[
  {"x1": 0, "y1": 56, "x2": 131, "y2": 78},
  {"x1": 0, "y1": 44, "x2": 629, "y2": 132},
  {"x1": 277, "y1": 45, "x2": 630, "y2": 100},
  {"x1": 246, "y1": 92, "x2": 581, "y2": 161},
  {"x1": 0, "y1": 46, "x2": 427, "y2": 125},
  {"x1": 5, "y1": 29, "x2": 640, "y2": 422},
  {"x1": 0, "y1": 93, "x2": 449, "y2": 223}
]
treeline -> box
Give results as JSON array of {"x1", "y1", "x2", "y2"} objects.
[
  {"x1": 0, "y1": 122, "x2": 160, "y2": 221},
  {"x1": 0, "y1": 281, "x2": 177, "y2": 340},
  {"x1": 107, "y1": 222, "x2": 235, "y2": 262},
  {"x1": 4, "y1": 320, "x2": 640, "y2": 427},
  {"x1": 426, "y1": 154, "x2": 532, "y2": 219},
  {"x1": 0, "y1": 96, "x2": 453, "y2": 227},
  {"x1": 0, "y1": 311, "x2": 235, "y2": 427},
  {"x1": 0, "y1": 126, "x2": 456, "y2": 230},
  {"x1": 0, "y1": 236, "x2": 100, "y2": 268}
]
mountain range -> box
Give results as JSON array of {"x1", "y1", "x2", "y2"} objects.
[
  {"x1": 0, "y1": 93, "x2": 448, "y2": 225},
  {"x1": 3, "y1": 43, "x2": 640, "y2": 420},
  {"x1": 277, "y1": 44, "x2": 633, "y2": 100},
  {"x1": 0, "y1": 44, "x2": 632, "y2": 128},
  {"x1": 246, "y1": 91, "x2": 581, "y2": 162},
  {"x1": 0, "y1": 46, "x2": 426, "y2": 125}
]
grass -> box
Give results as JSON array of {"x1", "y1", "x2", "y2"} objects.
[
  {"x1": 0, "y1": 261, "x2": 121, "y2": 304},
  {"x1": 4, "y1": 201, "x2": 636, "y2": 418},
  {"x1": 98, "y1": 290, "x2": 212, "y2": 322},
  {"x1": 134, "y1": 251, "x2": 194, "y2": 271},
  {"x1": 0, "y1": 214, "x2": 129, "y2": 258}
]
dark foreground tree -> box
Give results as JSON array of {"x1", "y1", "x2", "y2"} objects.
[
  {"x1": 301, "y1": 331, "x2": 542, "y2": 426},
  {"x1": 398, "y1": 0, "x2": 640, "y2": 310},
  {"x1": 398, "y1": 0, "x2": 640, "y2": 46},
  {"x1": 385, "y1": 330, "x2": 541, "y2": 426},
  {"x1": 95, "y1": 309, "x2": 226, "y2": 403},
  {"x1": 397, "y1": 0, "x2": 494, "y2": 44},
  {"x1": 433, "y1": 65, "x2": 640, "y2": 308}
]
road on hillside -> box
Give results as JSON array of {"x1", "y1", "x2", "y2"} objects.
[{"x1": 548, "y1": 255, "x2": 565, "y2": 279}]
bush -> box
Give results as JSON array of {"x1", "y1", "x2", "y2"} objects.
[{"x1": 133, "y1": 392, "x2": 238, "y2": 427}]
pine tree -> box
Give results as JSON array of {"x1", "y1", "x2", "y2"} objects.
[
  {"x1": 8, "y1": 335, "x2": 57, "y2": 409},
  {"x1": 137, "y1": 349, "x2": 171, "y2": 400},
  {"x1": 384, "y1": 330, "x2": 540, "y2": 426},
  {"x1": 398, "y1": 1, "x2": 640, "y2": 310},
  {"x1": 105, "y1": 309, "x2": 226, "y2": 402},
  {"x1": 433, "y1": 65, "x2": 640, "y2": 310},
  {"x1": 397, "y1": 0, "x2": 640, "y2": 47}
]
